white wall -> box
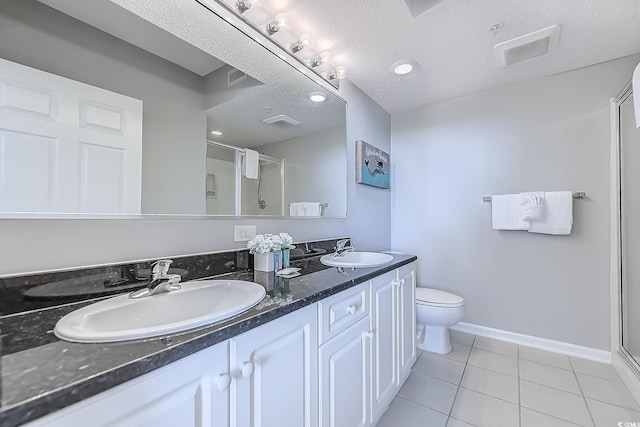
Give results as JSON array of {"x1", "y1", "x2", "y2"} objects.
[
  {"x1": 391, "y1": 55, "x2": 640, "y2": 351},
  {"x1": 0, "y1": 80, "x2": 391, "y2": 276},
  {"x1": 205, "y1": 158, "x2": 235, "y2": 215},
  {"x1": 261, "y1": 126, "x2": 348, "y2": 217}
]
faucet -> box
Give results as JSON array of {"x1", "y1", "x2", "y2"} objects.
[
  {"x1": 129, "y1": 259, "x2": 181, "y2": 299},
  {"x1": 332, "y1": 238, "x2": 354, "y2": 257}
]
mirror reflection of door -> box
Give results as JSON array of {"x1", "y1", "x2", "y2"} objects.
[{"x1": 620, "y1": 88, "x2": 640, "y2": 363}]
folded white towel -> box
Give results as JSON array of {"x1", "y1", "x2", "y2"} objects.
[
  {"x1": 520, "y1": 191, "x2": 545, "y2": 221},
  {"x1": 289, "y1": 202, "x2": 307, "y2": 216},
  {"x1": 244, "y1": 149, "x2": 259, "y2": 179},
  {"x1": 528, "y1": 191, "x2": 573, "y2": 235},
  {"x1": 492, "y1": 194, "x2": 531, "y2": 230},
  {"x1": 305, "y1": 202, "x2": 322, "y2": 217}
]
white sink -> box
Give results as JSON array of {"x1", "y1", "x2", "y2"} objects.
[
  {"x1": 54, "y1": 280, "x2": 266, "y2": 343},
  {"x1": 320, "y1": 251, "x2": 394, "y2": 268}
]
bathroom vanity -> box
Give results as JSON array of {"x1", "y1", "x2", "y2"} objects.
[{"x1": 1, "y1": 253, "x2": 416, "y2": 427}]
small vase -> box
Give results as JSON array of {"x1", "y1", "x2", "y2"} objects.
[
  {"x1": 282, "y1": 248, "x2": 290, "y2": 269},
  {"x1": 273, "y1": 250, "x2": 282, "y2": 271},
  {"x1": 254, "y1": 252, "x2": 275, "y2": 272}
]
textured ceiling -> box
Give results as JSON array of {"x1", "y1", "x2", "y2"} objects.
[{"x1": 251, "y1": 0, "x2": 640, "y2": 113}]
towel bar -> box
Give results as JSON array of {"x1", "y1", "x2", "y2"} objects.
[{"x1": 483, "y1": 192, "x2": 586, "y2": 203}]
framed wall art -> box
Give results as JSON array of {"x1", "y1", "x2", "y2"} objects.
[{"x1": 355, "y1": 140, "x2": 390, "y2": 189}]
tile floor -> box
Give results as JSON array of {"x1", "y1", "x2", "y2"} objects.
[{"x1": 376, "y1": 331, "x2": 640, "y2": 427}]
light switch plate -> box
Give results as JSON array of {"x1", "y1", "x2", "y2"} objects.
[{"x1": 234, "y1": 225, "x2": 256, "y2": 242}]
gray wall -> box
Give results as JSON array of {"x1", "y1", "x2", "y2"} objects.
[
  {"x1": 0, "y1": 79, "x2": 391, "y2": 276},
  {"x1": 391, "y1": 55, "x2": 640, "y2": 350}
]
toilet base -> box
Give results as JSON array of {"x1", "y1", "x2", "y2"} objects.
[{"x1": 417, "y1": 325, "x2": 452, "y2": 354}]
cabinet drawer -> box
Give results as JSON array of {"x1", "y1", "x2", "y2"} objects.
[{"x1": 318, "y1": 283, "x2": 369, "y2": 344}]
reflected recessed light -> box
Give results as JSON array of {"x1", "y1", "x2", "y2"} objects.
[
  {"x1": 390, "y1": 60, "x2": 414, "y2": 75},
  {"x1": 309, "y1": 92, "x2": 326, "y2": 103},
  {"x1": 210, "y1": 130, "x2": 223, "y2": 136}
]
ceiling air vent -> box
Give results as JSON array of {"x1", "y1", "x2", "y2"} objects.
[
  {"x1": 262, "y1": 114, "x2": 301, "y2": 127},
  {"x1": 494, "y1": 24, "x2": 561, "y2": 67},
  {"x1": 227, "y1": 67, "x2": 247, "y2": 86}
]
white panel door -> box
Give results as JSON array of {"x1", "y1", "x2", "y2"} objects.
[
  {"x1": 397, "y1": 264, "x2": 417, "y2": 385},
  {"x1": 369, "y1": 271, "x2": 397, "y2": 424},
  {"x1": 25, "y1": 341, "x2": 230, "y2": 427},
  {"x1": 319, "y1": 317, "x2": 370, "y2": 427},
  {"x1": 231, "y1": 304, "x2": 318, "y2": 427},
  {"x1": 0, "y1": 57, "x2": 142, "y2": 213}
]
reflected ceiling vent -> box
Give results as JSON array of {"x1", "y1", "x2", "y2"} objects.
[
  {"x1": 403, "y1": 0, "x2": 444, "y2": 17},
  {"x1": 227, "y1": 67, "x2": 248, "y2": 86},
  {"x1": 494, "y1": 24, "x2": 561, "y2": 67},
  {"x1": 262, "y1": 114, "x2": 301, "y2": 127}
]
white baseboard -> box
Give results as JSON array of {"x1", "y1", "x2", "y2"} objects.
[{"x1": 450, "y1": 322, "x2": 612, "y2": 364}]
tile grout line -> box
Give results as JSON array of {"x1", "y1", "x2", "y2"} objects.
[
  {"x1": 517, "y1": 344, "x2": 522, "y2": 427},
  {"x1": 446, "y1": 334, "x2": 477, "y2": 426},
  {"x1": 568, "y1": 353, "x2": 596, "y2": 426}
]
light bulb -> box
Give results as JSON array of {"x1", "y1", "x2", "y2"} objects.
[
  {"x1": 310, "y1": 51, "x2": 330, "y2": 67},
  {"x1": 290, "y1": 34, "x2": 311, "y2": 53},
  {"x1": 266, "y1": 13, "x2": 287, "y2": 35},
  {"x1": 235, "y1": 0, "x2": 258, "y2": 14},
  {"x1": 329, "y1": 65, "x2": 346, "y2": 80}
]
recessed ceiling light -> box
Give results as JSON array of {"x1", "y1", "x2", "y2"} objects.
[
  {"x1": 309, "y1": 92, "x2": 326, "y2": 103},
  {"x1": 390, "y1": 60, "x2": 414, "y2": 75},
  {"x1": 210, "y1": 130, "x2": 223, "y2": 136}
]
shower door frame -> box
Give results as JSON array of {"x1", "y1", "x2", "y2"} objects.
[{"x1": 611, "y1": 81, "x2": 640, "y2": 401}]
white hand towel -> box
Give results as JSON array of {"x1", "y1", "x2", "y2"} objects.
[
  {"x1": 528, "y1": 191, "x2": 573, "y2": 235},
  {"x1": 520, "y1": 191, "x2": 545, "y2": 221},
  {"x1": 305, "y1": 202, "x2": 322, "y2": 217},
  {"x1": 244, "y1": 149, "x2": 259, "y2": 179},
  {"x1": 289, "y1": 202, "x2": 307, "y2": 216},
  {"x1": 633, "y1": 62, "x2": 640, "y2": 128},
  {"x1": 491, "y1": 194, "x2": 530, "y2": 230}
]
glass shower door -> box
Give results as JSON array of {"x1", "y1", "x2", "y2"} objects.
[{"x1": 620, "y1": 87, "x2": 640, "y2": 364}]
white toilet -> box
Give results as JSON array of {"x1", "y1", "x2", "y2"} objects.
[{"x1": 415, "y1": 287, "x2": 464, "y2": 354}]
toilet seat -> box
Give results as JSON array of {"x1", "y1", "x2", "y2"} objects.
[{"x1": 416, "y1": 288, "x2": 464, "y2": 308}]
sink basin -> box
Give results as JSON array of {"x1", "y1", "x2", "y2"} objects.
[
  {"x1": 320, "y1": 252, "x2": 394, "y2": 268},
  {"x1": 54, "y1": 280, "x2": 266, "y2": 343}
]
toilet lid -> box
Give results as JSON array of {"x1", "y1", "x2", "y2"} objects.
[{"x1": 416, "y1": 288, "x2": 464, "y2": 307}]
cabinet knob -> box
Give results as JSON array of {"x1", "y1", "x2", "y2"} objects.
[
  {"x1": 215, "y1": 373, "x2": 231, "y2": 391},
  {"x1": 242, "y1": 362, "x2": 255, "y2": 378},
  {"x1": 347, "y1": 305, "x2": 357, "y2": 315},
  {"x1": 365, "y1": 331, "x2": 374, "y2": 340},
  {"x1": 400, "y1": 278, "x2": 406, "y2": 286},
  {"x1": 392, "y1": 280, "x2": 399, "y2": 287}
]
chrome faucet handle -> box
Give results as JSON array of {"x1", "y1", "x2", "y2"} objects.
[
  {"x1": 151, "y1": 259, "x2": 173, "y2": 279},
  {"x1": 336, "y1": 239, "x2": 351, "y2": 251}
]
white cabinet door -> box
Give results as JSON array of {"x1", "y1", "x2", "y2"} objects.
[
  {"x1": 319, "y1": 316, "x2": 370, "y2": 427},
  {"x1": 397, "y1": 263, "x2": 417, "y2": 385},
  {"x1": 369, "y1": 271, "x2": 397, "y2": 425},
  {"x1": 25, "y1": 341, "x2": 230, "y2": 427},
  {"x1": 231, "y1": 304, "x2": 318, "y2": 427},
  {"x1": 0, "y1": 57, "x2": 142, "y2": 213}
]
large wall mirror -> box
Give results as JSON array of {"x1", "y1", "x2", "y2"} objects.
[{"x1": 0, "y1": 0, "x2": 347, "y2": 218}]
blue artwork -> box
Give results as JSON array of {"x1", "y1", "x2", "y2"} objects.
[{"x1": 355, "y1": 140, "x2": 390, "y2": 189}]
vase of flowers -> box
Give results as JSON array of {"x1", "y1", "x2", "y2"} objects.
[
  {"x1": 279, "y1": 233, "x2": 296, "y2": 269},
  {"x1": 247, "y1": 233, "x2": 296, "y2": 272}
]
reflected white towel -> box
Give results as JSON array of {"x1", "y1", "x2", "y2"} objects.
[
  {"x1": 520, "y1": 191, "x2": 545, "y2": 221},
  {"x1": 289, "y1": 202, "x2": 307, "y2": 216},
  {"x1": 634, "y1": 62, "x2": 640, "y2": 128},
  {"x1": 528, "y1": 191, "x2": 573, "y2": 235},
  {"x1": 305, "y1": 202, "x2": 322, "y2": 217},
  {"x1": 491, "y1": 194, "x2": 530, "y2": 230},
  {"x1": 244, "y1": 149, "x2": 259, "y2": 179}
]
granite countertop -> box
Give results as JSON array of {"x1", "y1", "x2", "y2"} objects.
[{"x1": 0, "y1": 253, "x2": 416, "y2": 427}]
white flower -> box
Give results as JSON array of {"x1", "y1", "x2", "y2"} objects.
[{"x1": 246, "y1": 233, "x2": 295, "y2": 253}]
